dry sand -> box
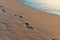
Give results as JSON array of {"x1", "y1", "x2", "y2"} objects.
[{"x1": 0, "y1": 0, "x2": 60, "y2": 40}]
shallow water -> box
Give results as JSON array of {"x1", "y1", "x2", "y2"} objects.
[{"x1": 19, "y1": 0, "x2": 60, "y2": 16}]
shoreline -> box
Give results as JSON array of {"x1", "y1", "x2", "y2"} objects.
[
  {"x1": 18, "y1": 1, "x2": 60, "y2": 17},
  {"x1": 0, "y1": 0, "x2": 60, "y2": 40}
]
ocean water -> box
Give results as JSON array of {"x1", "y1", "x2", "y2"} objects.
[{"x1": 19, "y1": 0, "x2": 60, "y2": 16}]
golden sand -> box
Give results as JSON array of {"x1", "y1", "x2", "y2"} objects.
[{"x1": 0, "y1": 0, "x2": 60, "y2": 40}]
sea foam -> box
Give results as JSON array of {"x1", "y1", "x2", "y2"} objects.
[{"x1": 19, "y1": 0, "x2": 60, "y2": 16}]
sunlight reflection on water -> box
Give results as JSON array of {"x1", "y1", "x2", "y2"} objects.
[{"x1": 19, "y1": 0, "x2": 60, "y2": 16}]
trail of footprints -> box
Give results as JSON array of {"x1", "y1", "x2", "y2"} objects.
[{"x1": 0, "y1": 5, "x2": 59, "y2": 40}]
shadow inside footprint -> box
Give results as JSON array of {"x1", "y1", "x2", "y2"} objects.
[
  {"x1": 2, "y1": 9, "x2": 6, "y2": 12},
  {"x1": 26, "y1": 25, "x2": 33, "y2": 30},
  {"x1": 19, "y1": 16, "x2": 23, "y2": 18},
  {"x1": 0, "y1": 6, "x2": 3, "y2": 8}
]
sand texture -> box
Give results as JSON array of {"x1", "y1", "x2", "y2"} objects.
[{"x1": 0, "y1": 0, "x2": 60, "y2": 40}]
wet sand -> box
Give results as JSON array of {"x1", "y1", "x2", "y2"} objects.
[{"x1": 0, "y1": 0, "x2": 60, "y2": 40}]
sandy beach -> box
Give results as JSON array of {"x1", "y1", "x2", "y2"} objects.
[{"x1": 0, "y1": 0, "x2": 60, "y2": 40}]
